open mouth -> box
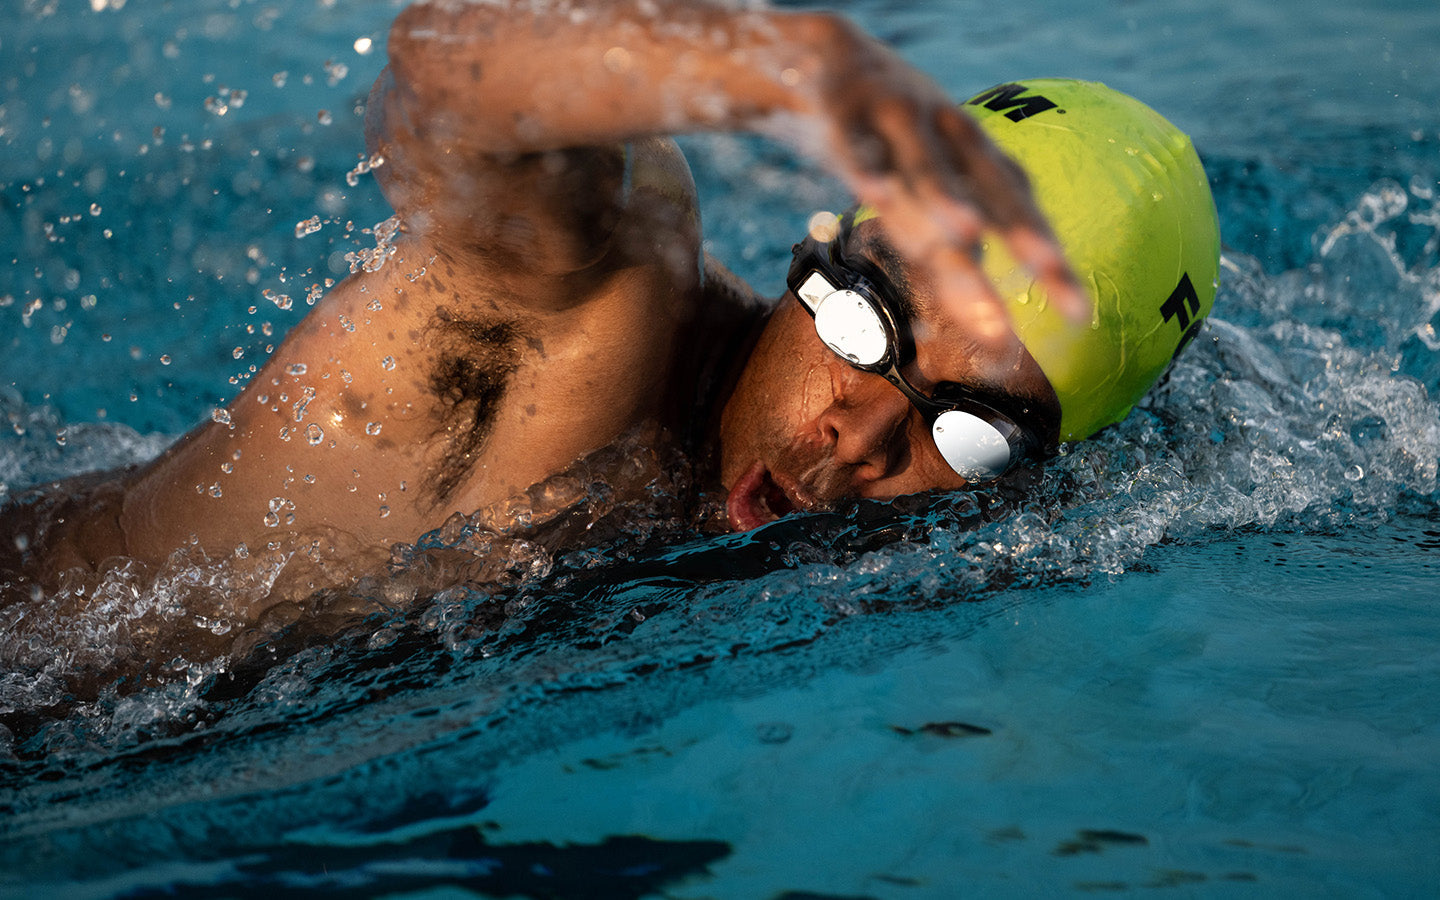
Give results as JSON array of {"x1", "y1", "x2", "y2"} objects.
[{"x1": 725, "y1": 462, "x2": 800, "y2": 532}]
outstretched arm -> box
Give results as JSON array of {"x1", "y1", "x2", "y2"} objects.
[{"x1": 376, "y1": 0, "x2": 1086, "y2": 324}]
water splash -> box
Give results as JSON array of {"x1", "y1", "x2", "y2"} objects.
[
  {"x1": 344, "y1": 153, "x2": 385, "y2": 188},
  {"x1": 344, "y1": 215, "x2": 400, "y2": 274},
  {"x1": 3, "y1": 175, "x2": 1439, "y2": 778}
]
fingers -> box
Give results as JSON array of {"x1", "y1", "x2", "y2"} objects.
[
  {"x1": 1003, "y1": 224, "x2": 1091, "y2": 324},
  {"x1": 844, "y1": 99, "x2": 1091, "y2": 331},
  {"x1": 930, "y1": 107, "x2": 1091, "y2": 325}
]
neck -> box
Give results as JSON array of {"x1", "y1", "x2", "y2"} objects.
[{"x1": 668, "y1": 256, "x2": 772, "y2": 486}]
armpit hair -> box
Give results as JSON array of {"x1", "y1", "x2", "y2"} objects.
[{"x1": 425, "y1": 307, "x2": 524, "y2": 503}]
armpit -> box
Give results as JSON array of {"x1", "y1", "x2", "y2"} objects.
[{"x1": 424, "y1": 308, "x2": 526, "y2": 502}]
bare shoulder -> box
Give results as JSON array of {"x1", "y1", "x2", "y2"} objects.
[{"x1": 367, "y1": 58, "x2": 700, "y2": 300}]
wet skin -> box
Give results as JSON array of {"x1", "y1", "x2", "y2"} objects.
[
  {"x1": 717, "y1": 220, "x2": 1060, "y2": 532},
  {"x1": 2, "y1": 0, "x2": 1081, "y2": 618}
]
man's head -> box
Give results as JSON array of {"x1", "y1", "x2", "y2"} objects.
[{"x1": 718, "y1": 79, "x2": 1219, "y2": 531}]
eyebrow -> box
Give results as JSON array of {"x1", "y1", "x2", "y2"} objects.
[{"x1": 846, "y1": 232, "x2": 925, "y2": 322}]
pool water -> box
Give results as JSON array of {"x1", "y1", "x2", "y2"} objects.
[{"x1": 3, "y1": 0, "x2": 1440, "y2": 897}]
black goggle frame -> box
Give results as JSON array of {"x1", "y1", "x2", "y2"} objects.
[{"x1": 785, "y1": 215, "x2": 1040, "y2": 482}]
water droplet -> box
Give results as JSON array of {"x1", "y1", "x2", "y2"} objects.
[
  {"x1": 1345, "y1": 465, "x2": 1364, "y2": 482},
  {"x1": 324, "y1": 59, "x2": 349, "y2": 86},
  {"x1": 232, "y1": 347, "x2": 245, "y2": 360},
  {"x1": 381, "y1": 355, "x2": 396, "y2": 371},
  {"x1": 305, "y1": 423, "x2": 324, "y2": 445},
  {"x1": 89, "y1": 203, "x2": 101, "y2": 216},
  {"x1": 338, "y1": 315, "x2": 355, "y2": 332},
  {"x1": 211, "y1": 408, "x2": 232, "y2": 425},
  {"x1": 263, "y1": 511, "x2": 280, "y2": 527},
  {"x1": 208, "y1": 482, "x2": 223, "y2": 498},
  {"x1": 295, "y1": 215, "x2": 322, "y2": 238},
  {"x1": 273, "y1": 71, "x2": 288, "y2": 88},
  {"x1": 378, "y1": 505, "x2": 390, "y2": 518},
  {"x1": 806, "y1": 210, "x2": 839, "y2": 242},
  {"x1": 160, "y1": 354, "x2": 172, "y2": 365},
  {"x1": 365, "y1": 422, "x2": 382, "y2": 436},
  {"x1": 317, "y1": 109, "x2": 333, "y2": 126},
  {"x1": 287, "y1": 363, "x2": 308, "y2": 376},
  {"x1": 354, "y1": 36, "x2": 374, "y2": 55}
]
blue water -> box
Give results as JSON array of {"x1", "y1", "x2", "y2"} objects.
[{"x1": 3, "y1": 0, "x2": 1440, "y2": 897}]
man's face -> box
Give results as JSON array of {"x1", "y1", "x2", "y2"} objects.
[{"x1": 717, "y1": 220, "x2": 1060, "y2": 532}]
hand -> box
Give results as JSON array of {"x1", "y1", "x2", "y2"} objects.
[{"x1": 788, "y1": 18, "x2": 1089, "y2": 351}]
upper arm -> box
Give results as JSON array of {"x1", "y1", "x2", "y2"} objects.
[{"x1": 365, "y1": 65, "x2": 634, "y2": 281}]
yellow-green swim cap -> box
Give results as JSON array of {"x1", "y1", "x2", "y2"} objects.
[{"x1": 964, "y1": 78, "x2": 1220, "y2": 441}]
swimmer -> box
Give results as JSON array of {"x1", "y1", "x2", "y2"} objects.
[{"x1": 1, "y1": 1, "x2": 1218, "y2": 618}]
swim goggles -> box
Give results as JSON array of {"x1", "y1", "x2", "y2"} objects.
[{"x1": 786, "y1": 215, "x2": 1039, "y2": 483}]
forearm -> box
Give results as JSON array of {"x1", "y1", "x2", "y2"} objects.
[{"x1": 385, "y1": 0, "x2": 864, "y2": 152}]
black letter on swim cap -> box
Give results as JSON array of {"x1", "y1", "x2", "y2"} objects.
[
  {"x1": 1160, "y1": 272, "x2": 1203, "y2": 359},
  {"x1": 967, "y1": 84, "x2": 1058, "y2": 122}
]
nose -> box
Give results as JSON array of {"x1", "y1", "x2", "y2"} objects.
[{"x1": 816, "y1": 371, "x2": 911, "y2": 484}]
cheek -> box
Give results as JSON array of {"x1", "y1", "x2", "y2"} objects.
[
  {"x1": 719, "y1": 327, "x2": 834, "y2": 480},
  {"x1": 798, "y1": 355, "x2": 839, "y2": 422}
]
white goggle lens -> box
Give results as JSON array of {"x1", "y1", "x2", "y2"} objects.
[
  {"x1": 813, "y1": 290, "x2": 888, "y2": 367},
  {"x1": 932, "y1": 409, "x2": 1012, "y2": 482}
]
